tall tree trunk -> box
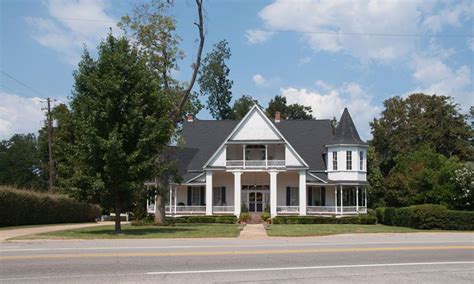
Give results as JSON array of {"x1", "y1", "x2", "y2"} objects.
[
  {"x1": 154, "y1": 178, "x2": 168, "y2": 225},
  {"x1": 114, "y1": 196, "x2": 122, "y2": 233}
]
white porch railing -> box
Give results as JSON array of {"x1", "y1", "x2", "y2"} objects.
[
  {"x1": 226, "y1": 160, "x2": 285, "y2": 168},
  {"x1": 277, "y1": 206, "x2": 300, "y2": 213},
  {"x1": 213, "y1": 206, "x2": 235, "y2": 213},
  {"x1": 307, "y1": 206, "x2": 368, "y2": 215},
  {"x1": 174, "y1": 206, "x2": 206, "y2": 214}
]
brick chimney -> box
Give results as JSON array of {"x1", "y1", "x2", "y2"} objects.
[
  {"x1": 186, "y1": 113, "x2": 194, "y2": 122},
  {"x1": 274, "y1": 111, "x2": 281, "y2": 123}
]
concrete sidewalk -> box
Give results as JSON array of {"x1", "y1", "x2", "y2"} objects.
[
  {"x1": 0, "y1": 222, "x2": 116, "y2": 242},
  {"x1": 239, "y1": 224, "x2": 269, "y2": 239}
]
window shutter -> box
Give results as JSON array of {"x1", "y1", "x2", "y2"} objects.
[
  {"x1": 286, "y1": 187, "x2": 291, "y2": 206},
  {"x1": 187, "y1": 187, "x2": 192, "y2": 205},
  {"x1": 321, "y1": 187, "x2": 326, "y2": 206},
  {"x1": 200, "y1": 186, "x2": 205, "y2": 205},
  {"x1": 221, "y1": 187, "x2": 226, "y2": 205},
  {"x1": 307, "y1": 187, "x2": 313, "y2": 206}
]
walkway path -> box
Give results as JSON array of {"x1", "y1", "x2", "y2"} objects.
[
  {"x1": 0, "y1": 222, "x2": 116, "y2": 242},
  {"x1": 239, "y1": 224, "x2": 269, "y2": 239}
]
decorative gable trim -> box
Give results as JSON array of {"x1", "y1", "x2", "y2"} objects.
[{"x1": 203, "y1": 104, "x2": 309, "y2": 169}]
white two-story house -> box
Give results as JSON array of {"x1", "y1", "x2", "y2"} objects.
[{"x1": 147, "y1": 104, "x2": 368, "y2": 217}]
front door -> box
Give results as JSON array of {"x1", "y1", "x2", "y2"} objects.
[{"x1": 248, "y1": 191, "x2": 263, "y2": 212}]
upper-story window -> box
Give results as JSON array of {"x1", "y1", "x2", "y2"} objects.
[
  {"x1": 346, "y1": 151, "x2": 352, "y2": 170},
  {"x1": 359, "y1": 151, "x2": 364, "y2": 171},
  {"x1": 332, "y1": 152, "x2": 338, "y2": 170}
]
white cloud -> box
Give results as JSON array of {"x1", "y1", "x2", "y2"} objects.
[
  {"x1": 298, "y1": 56, "x2": 312, "y2": 66},
  {"x1": 26, "y1": 0, "x2": 117, "y2": 65},
  {"x1": 422, "y1": 1, "x2": 472, "y2": 32},
  {"x1": 252, "y1": 74, "x2": 267, "y2": 86},
  {"x1": 282, "y1": 82, "x2": 381, "y2": 140},
  {"x1": 0, "y1": 92, "x2": 46, "y2": 140},
  {"x1": 468, "y1": 38, "x2": 474, "y2": 51},
  {"x1": 250, "y1": 0, "x2": 471, "y2": 63},
  {"x1": 245, "y1": 29, "x2": 275, "y2": 44}
]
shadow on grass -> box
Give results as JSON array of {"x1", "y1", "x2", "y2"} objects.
[{"x1": 80, "y1": 227, "x2": 195, "y2": 236}]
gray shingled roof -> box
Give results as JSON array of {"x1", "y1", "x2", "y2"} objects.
[
  {"x1": 330, "y1": 108, "x2": 365, "y2": 145},
  {"x1": 275, "y1": 120, "x2": 333, "y2": 170}
]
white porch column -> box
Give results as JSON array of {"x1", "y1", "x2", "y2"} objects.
[
  {"x1": 364, "y1": 187, "x2": 367, "y2": 208},
  {"x1": 174, "y1": 186, "x2": 177, "y2": 215},
  {"x1": 270, "y1": 171, "x2": 278, "y2": 217},
  {"x1": 168, "y1": 185, "x2": 172, "y2": 215},
  {"x1": 334, "y1": 187, "x2": 338, "y2": 214},
  {"x1": 299, "y1": 170, "x2": 307, "y2": 216},
  {"x1": 265, "y1": 145, "x2": 268, "y2": 169},
  {"x1": 340, "y1": 185, "x2": 343, "y2": 215},
  {"x1": 206, "y1": 170, "x2": 213, "y2": 215},
  {"x1": 356, "y1": 186, "x2": 359, "y2": 212},
  {"x1": 242, "y1": 145, "x2": 246, "y2": 169},
  {"x1": 233, "y1": 171, "x2": 242, "y2": 216}
]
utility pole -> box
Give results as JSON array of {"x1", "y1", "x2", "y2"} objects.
[{"x1": 45, "y1": 98, "x2": 54, "y2": 192}]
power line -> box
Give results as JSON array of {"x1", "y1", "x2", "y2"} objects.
[
  {"x1": 47, "y1": 16, "x2": 474, "y2": 38},
  {"x1": 0, "y1": 70, "x2": 48, "y2": 97}
]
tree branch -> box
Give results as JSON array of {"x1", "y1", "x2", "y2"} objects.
[{"x1": 174, "y1": 0, "x2": 204, "y2": 121}]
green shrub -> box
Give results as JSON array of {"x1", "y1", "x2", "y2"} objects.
[
  {"x1": 187, "y1": 216, "x2": 216, "y2": 223},
  {"x1": 272, "y1": 215, "x2": 376, "y2": 225},
  {"x1": 131, "y1": 215, "x2": 155, "y2": 226},
  {"x1": 367, "y1": 208, "x2": 375, "y2": 216},
  {"x1": 239, "y1": 212, "x2": 251, "y2": 222},
  {"x1": 0, "y1": 186, "x2": 101, "y2": 226},
  {"x1": 375, "y1": 207, "x2": 385, "y2": 224},
  {"x1": 215, "y1": 216, "x2": 237, "y2": 224},
  {"x1": 241, "y1": 204, "x2": 249, "y2": 213},
  {"x1": 173, "y1": 216, "x2": 189, "y2": 223},
  {"x1": 376, "y1": 204, "x2": 473, "y2": 230},
  {"x1": 182, "y1": 216, "x2": 237, "y2": 224},
  {"x1": 261, "y1": 212, "x2": 271, "y2": 221}
]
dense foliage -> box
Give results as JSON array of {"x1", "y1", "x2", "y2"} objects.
[
  {"x1": 68, "y1": 34, "x2": 174, "y2": 232},
  {"x1": 266, "y1": 95, "x2": 313, "y2": 119},
  {"x1": 375, "y1": 204, "x2": 474, "y2": 230},
  {"x1": 0, "y1": 134, "x2": 45, "y2": 190},
  {"x1": 0, "y1": 186, "x2": 101, "y2": 226}
]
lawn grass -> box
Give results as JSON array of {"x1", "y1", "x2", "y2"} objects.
[
  {"x1": 16, "y1": 223, "x2": 242, "y2": 239},
  {"x1": 266, "y1": 224, "x2": 438, "y2": 237},
  {"x1": 0, "y1": 223, "x2": 81, "y2": 231}
]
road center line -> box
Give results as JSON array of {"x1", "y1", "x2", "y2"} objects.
[
  {"x1": 146, "y1": 261, "x2": 474, "y2": 275},
  {"x1": 1, "y1": 245, "x2": 473, "y2": 260},
  {"x1": 1, "y1": 240, "x2": 471, "y2": 252}
]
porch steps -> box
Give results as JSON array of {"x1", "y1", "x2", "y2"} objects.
[
  {"x1": 239, "y1": 224, "x2": 268, "y2": 239},
  {"x1": 249, "y1": 213, "x2": 262, "y2": 224}
]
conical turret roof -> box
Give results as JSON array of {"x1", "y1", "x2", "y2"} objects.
[{"x1": 330, "y1": 108, "x2": 365, "y2": 145}]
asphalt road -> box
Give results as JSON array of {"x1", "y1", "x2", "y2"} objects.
[{"x1": 1, "y1": 233, "x2": 473, "y2": 283}]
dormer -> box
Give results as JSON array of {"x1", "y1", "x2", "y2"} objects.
[{"x1": 326, "y1": 108, "x2": 367, "y2": 181}]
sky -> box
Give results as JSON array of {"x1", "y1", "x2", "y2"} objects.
[{"x1": 0, "y1": 0, "x2": 473, "y2": 141}]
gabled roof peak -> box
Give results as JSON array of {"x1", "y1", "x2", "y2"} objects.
[{"x1": 330, "y1": 108, "x2": 365, "y2": 145}]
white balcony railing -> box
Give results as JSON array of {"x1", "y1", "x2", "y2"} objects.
[
  {"x1": 277, "y1": 206, "x2": 300, "y2": 213},
  {"x1": 226, "y1": 159, "x2": 285, "y2": 169},
  {"x1": 213, "y1": 206, "x2": 235, "y2": 213}
]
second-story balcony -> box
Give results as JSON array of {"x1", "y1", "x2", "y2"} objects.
[
  {"x1": 226, "y1": 143, "x2": 286, "y2": 169},
  {"x1": 226, "y1": 159, "x2": 285, "y2": 169}
]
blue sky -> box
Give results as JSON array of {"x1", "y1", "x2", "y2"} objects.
[{"x1": 1, "y1": 0, "x2": 473, "y2": 140}]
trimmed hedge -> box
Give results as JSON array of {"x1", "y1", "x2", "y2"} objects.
[
  {"x1": 272, "y1": 215, "x2": 377, "y2": 225},
  {"x1": 171, "y1": 216, "x2": 237, "y2": 224},
  {"x1": 375, "y1": 204, "x2": 474, "y2": 230},
  {"x1": 0, "y1": 187, "x2": 101, "y2": 226}
]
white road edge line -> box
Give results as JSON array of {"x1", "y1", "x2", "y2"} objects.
[
  {"x1": 146, "y1": 261, "x2": 474, "y2": 275},
  {"x1": 1, "y1": 240, "x2": 471, "y2": 252}
]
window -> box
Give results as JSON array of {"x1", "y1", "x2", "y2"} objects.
[
  {"x1": 188, "y1": 186, "x2": 205, "y2": 205},
  {"x1": 332, "y1": 152, "x2": 338, "y2": 170},
  {"x1": 346, "y1": 151, "x2": 352, "y2": 170},
  {"x1": 359, "y1": 151, "x2": 364, "y2": 171},
  {"x1": 307, "y1": 187, "x2": 326, "y2": 206},
  {"x1": 286, "y1": 187, "x2": 299, "y2": 206},
  {"x1": 213, "y1": 187, "x2": 226, "y2": 206}
]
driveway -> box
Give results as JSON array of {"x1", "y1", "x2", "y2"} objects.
[{"x1": 0, "y1": 222, "x2": 116, "y2": 242}]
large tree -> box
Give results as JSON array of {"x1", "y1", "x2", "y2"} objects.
[
  {"x1": 266, "y1": 95, "x2": 313, "y2": 119},
  {"x1": 69, "y1": 34, "x2": 174, "y2": 233},
  {"x1": 199, "y1": 40, "x2": 234, "y2": 120},
  {"x1": 370, "y1": 93, "x2": 472, "y2": 176},
  {"x1": 0, "y1": 134, "x2": 45, "y2": 189},
  {"x1": 232, "y1": 95, "x2": 257, "y2": 120},
  {"x1": 120, "y1": 0, "x2": 205, "y2": 224}
]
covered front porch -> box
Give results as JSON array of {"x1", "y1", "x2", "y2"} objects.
[{"x1": 146, "y1": 171, "x2": 368, "y2": 216}]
